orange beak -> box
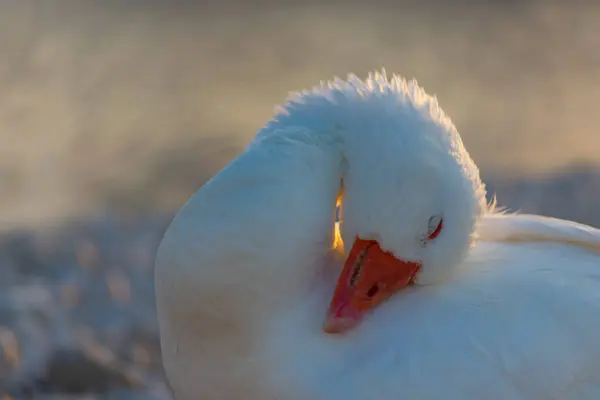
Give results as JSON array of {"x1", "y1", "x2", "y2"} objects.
[{"x1": 323, "y1": 237, "x2": 421, "y2": 334}]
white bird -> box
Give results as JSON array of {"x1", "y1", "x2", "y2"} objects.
[{"x1": 155, "y1": 71, "x2": 600, "y2": 400}]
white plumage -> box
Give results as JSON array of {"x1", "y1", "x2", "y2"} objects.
[{"x1": 155, "y1": 71, "x2": 600, "y2": 399}]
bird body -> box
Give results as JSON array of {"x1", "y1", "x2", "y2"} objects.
[{"x1": 155, "y1": 71, "x2": 600, "y2": 399}]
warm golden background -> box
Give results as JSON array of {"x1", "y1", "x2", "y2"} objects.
[{"x1": 0, "y1": 0, "x2": 598, "y2": 397}]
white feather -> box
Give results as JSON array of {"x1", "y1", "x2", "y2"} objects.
[{"x1": 155, "y1": 71, "x2": 600, "y2": 399}]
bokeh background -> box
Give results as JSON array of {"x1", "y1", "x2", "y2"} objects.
[{"x1": 0, "y1": 0, "x2": 598, "y2": 398}]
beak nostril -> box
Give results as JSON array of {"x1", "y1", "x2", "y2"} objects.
[
  {"x1": 367, "y1": 284, "x2": 379, "y2": 298},
  {"x1": 326, "y1": 238, "x2": 422, "y2": 334}
]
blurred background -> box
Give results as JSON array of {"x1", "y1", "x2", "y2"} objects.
[{"x1": 0, "y1": 0, "x2": 598, "y2": 397}]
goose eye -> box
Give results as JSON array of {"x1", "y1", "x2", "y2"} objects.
[{"x1": 426, "y1": 215, "x2": 444, "y2": 241}]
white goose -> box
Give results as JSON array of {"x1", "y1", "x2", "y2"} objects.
[{"x1": 155, "y1": 71, "x2": 600, "y2": 400}]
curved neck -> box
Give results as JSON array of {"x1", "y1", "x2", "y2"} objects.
[
  {"x1": 158, "y1": 125, "x2": 344, "y2": 327},
  {"x1": 156, "y1": 126, "x2": 345, "y2": 397}
]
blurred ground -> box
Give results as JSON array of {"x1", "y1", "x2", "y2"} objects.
[
  {"x1": 0, "y1": 215, "x2": 173, "y2": 398},
  {"x1": 0, "y1": 0, "x2": 599, "y2": 398}
]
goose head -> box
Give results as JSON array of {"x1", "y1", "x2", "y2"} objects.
[{"x1": 311, "y1": 72, "x2": 489, "y2": 333}]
